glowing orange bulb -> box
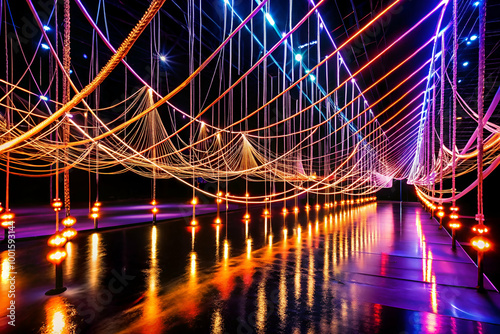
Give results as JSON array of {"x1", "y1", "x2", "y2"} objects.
[
  {"x1": 282, "y1": 207, "x2": 288, "y2": 214},
  {"x1": 294, "y1": 207, "x2": 299, "y2": 214},
  {"x1": 1, "y1": 221, "x2": 12, "y2": 228},
  {"x1": 61, "y1": 216, "x2": 76, "y2": 227},
  {"x1": 472, "y1": 224, "x2": 489, "y2": 234},
  {"x1": 449, "y1": 221, "x2": 461, "y2": 229},
  {"x1": 1, "y1": 212, "x2": 14, "y2": 221},
  {"x1": 437, "y1": 211, "x2": 445, "y2": 218},
  {"x1": 61, "y1": 227, "x2": 77, "y2": 240},
  {"x1": 450, "y1": 213, "x2": 458, "y2": 220},
  {"x1": 215, "y1": 217, "x2": 221, "y2": 224},
  {"x1": 315, "y1": 204, "x2": 320, "y2": 210},
  {"x1": 94, "y1": 202, "x2": 101, "y2": 207},
  {"x1": 244, "y1": 213, "x2": 250, "y2": 219},
  {"x1": 305, "y1": 205, "x2": 310, "y2": 211},
  {"x1": 47, "y1": 248, "x2": 67, "y2": 264},
  {"x1": 245, "y1": 193, "x2": 249, "y2": 198},
  {"x1": 52, "y1": 198, "x2": 63, "y2": 211},
  {"x1": 437, "y1": 206, "x2": 443, "y2": 211},
  {"x1": 191, "y1": 198, "x2": 198, "y2": 206},
  {"x1": 91, "y1": 213, "x2": 99, "y2": 219},
  {"x1": 217, "y1": 191, "x2": 223, "y2": 197},
  {"x1": 263, "y1": 209, "x2": 270, "y2": 216},
  {"x1": 48, "y1": 232, "x2": 67, "y2": 247},
  {"x1": 471, "y1": 236, "x2": 491, "y2": 251},
  {"x1": 151, "y1": 200, "x2": 157, "y2": 206},
  {"x1": 91, "y1": 206, "x2": 99, "y2": 213},
  {"x1": 450, "y1": 206, "x2": 459, "y2": 212},
  {"x1": 152, "y1": 207, "x2": 158, "y2": 214},
  {"x1": 217, "y1": 198, "x2": 223, "y2": 204},
  {"x1": 190, "y1": 220, "x2": 198, "y2": 226}
]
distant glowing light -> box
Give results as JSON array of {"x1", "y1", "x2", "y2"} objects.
[
  {"x1": 159, "y1": 55, "x2": 167, "y2": 62},
  {"x1": 473, "y1": 1, "x2": 480, "y2": 6},
  {"x1": 265, "y1": 13, "x2": 275, "y2": 26},
  {"x1": 39, "y1": 95, "x2": 49, "y2": 101},
  {"x1": 295, "y1": 54, "x2": 303, "y2": 62},
  {"x1": 43, "y1": 25, "x2": 51, "y2": 31},
  {"x1": 41, "y1": 43, "x2": 50, "y2": 50},
  {"x1": 466, "y1": 41, "x2": 471, "y2": 45},
  {"x1": 470, "y1": 35, "x2": 478, "y2": 41},
  {"x1": 297, "y1": 40, "x2": 317, "y2": 49},
  {"x1": 224, "y1": 0, "x2": 229, "y2": 4},
  {"x1": 458, "y1": 79, "x2": 462, "y2": 83},
  {"x1": 69, "y1": 69, "x2": 73, "y2": 74},
  {"x1": 310, "y1": 74, "x2": 316, "y2": 82},
  {"x1": 83, "y1": 54, "x2": 88, "y2": 59},
  {"x1": 462, "y1": 61, "x2": 469, "y2": 67}
]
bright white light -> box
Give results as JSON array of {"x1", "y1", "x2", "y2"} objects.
[
  {"x1": 467, "y1": 41, "x2": 471, "y2": 45},
  {"x1": 224, "y1": 0, "x2": 229, "y2": 4},
  {"x1": 310, "y1": 74, "x2": 316, "y2": 82},
  {"x1": 351, "y1": 78, "x2": 356, "y2": 83},
  {"x1": 473, "y1": 1, "x2": 480, "y2": 6},
  {"x1": 66, "y1": 113, "x2": 73, "y2": 118},
  {"x1": 458, "y1": 79, "x2": 462, "y2": 83},
  {"x1": 159, "y1": 55, "x2": 167, "y2": 62},
  {"x1": 462, "y1": 61, "x2": 469, "y2": 67},
  {"x1": 265, "y1": 13, "x2": 275, "y2": 26},
  {"x1": 295, "y1": 54, "x2": 302, "y2": 62},
  {"x1": 470, "y1": 35, "x2": 477, "y2": 41},
  {"x1": 39, "y1": 95, "x2": 49, "y2": 101},
  {"x1": 41, "y1": 43, "x2": 49, "y2": 50},
  {"x1": 43, "y1": 25, "x2": 51, "y2": 31}
]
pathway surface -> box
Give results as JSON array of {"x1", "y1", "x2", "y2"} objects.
[{"x1": 1, "y1": 201, "x2": 499, "y2": 333}]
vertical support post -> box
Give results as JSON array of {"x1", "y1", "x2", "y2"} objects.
[{"x1": 476, "y1": 0, "x2": 487, "y2": 292}]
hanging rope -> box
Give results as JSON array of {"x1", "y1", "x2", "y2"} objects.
[
  {"x1": 477, "y1": 0, "x2": 486, "y2": 225},
  {"x1": 451, "y1": 0, "x2": 457, "y2": 206},
  {"x1": 63, "y1": 0, "x2": 71, "y2": 217}
]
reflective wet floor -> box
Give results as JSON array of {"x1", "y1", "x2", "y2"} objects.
[{"x1": 1, "y1": 202, "x2": 500, "y2": 333}]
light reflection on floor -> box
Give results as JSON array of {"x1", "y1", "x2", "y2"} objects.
[{"x1": 1, "y1": 202, "x2": 500, "y2": 333}]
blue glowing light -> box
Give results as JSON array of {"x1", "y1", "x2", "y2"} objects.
[
  {"x1": 69, "y1": 69, "x2": 73, "y2": 74},
  {"x1": 473, "y1": 1, "x2": 480, "y2": 6},
  {"x1": 295, "y1": 54, "x2": 303, "y2": 62},
  {"x1": 83, "y1": 54, "x2": 88, "y2": 59},
  {"x1": 463, "y1": 61, "x2": 469, "y2": 67},
  {"x1": 265, "y1": 13, "x2": 275, "y2": 26},
  {"x1": 458, "y1": 79, "x2": 462, "y2": 83},
  {"x1": 43, "y1": 25, "x2": 51, "y2": 31},
  {"x1": 224, "y1": 0, "x2": 229, "y2": 4},
  {"x1": 310, "y1": 74, "x2": 316, "y2": 82},
  {"x1": 467, "y1": 41, "x2": 471, "y2": 45},
  {"x1": 39, "y1": 95, "x2": 49, "y2": 101},
  {"x1": 159, "y1": 55, "x2": 167, "y2": 62},
  {"x1": 41, "y1": 43, "x2": 49, "y2": 50},
  {"x1": 470, "y1": 35, "x2": 477, "y2": 41}
]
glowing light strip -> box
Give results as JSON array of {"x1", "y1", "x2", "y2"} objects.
[{"x1": 409, "y1": 0, "x2": 450, "y2": 182}]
